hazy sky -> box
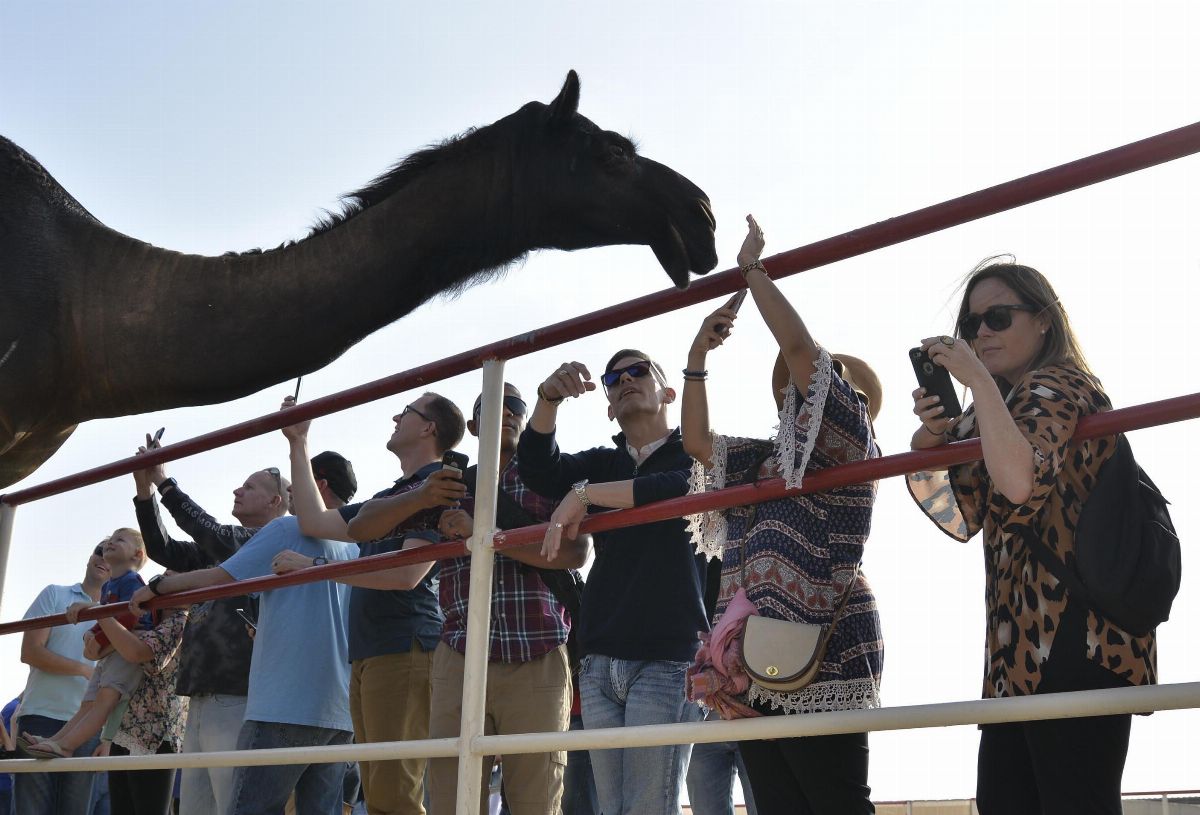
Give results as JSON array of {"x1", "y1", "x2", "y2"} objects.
[{"x1": 3, "y1": 0, "x2": 1199, "y2": 801}]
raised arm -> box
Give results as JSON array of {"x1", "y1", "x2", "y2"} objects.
[
  {"x1": 271, "y1": 534, "x2": 435, "y2": 590},
  {"x1": 682, "y1": 298, "x2": 742, "y2": 468},
  {"x1": 739, "y1": 215, "x2": 820, "y2": 388},
  {"x1": 281, "y1": 397, "x2": 353, "y2": 541}
]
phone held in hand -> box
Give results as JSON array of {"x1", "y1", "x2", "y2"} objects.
[
  {"x1": 909, "y1": 347, "x2": 963, "y2": 419},
  {"x1": 293, "y1": 377, "x2": 303, "y2": 401},
  {"x1": 149, "y1": 427, "x2": 166, "y2": 449},
  {"x1": 715, "y1": 290, "x2": 748, "y2": 335},
  {"x1": 235, "y1": 607, "x2": 257, "y2": 631},
  {"x1": 441, "y1": 450, "x2": 469, "y2": 479}
]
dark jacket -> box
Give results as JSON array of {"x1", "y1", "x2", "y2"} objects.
[
  {"x1": 134, "y1": 487, "x2": 257, "y2": 697},
  {"x1": 516, "y1": 426, "x2": 708, "y2": 663}
]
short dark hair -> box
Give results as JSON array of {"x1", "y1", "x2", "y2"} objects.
[
  {"x1": 604, "y1": 349, "x2": 668, "y2": 387},
  {"x1": 423, "y1": 392, "x2": 466, "y2": 454}
]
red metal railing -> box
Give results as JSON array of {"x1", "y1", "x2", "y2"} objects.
[
  {"x1": 5, "y1": 390, "x2": 1197, "y2": 638},
  {"x1": 5, "y1": 120, "x2": 1200, "y2": 507}
]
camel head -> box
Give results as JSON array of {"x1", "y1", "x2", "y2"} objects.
[{"x1": 517, "y1": 71, "x2": 718, "y2": 289}]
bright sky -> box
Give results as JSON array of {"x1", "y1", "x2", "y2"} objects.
[{"x1": 3, "y1": 0, "x2": 1199, "y2": 802}]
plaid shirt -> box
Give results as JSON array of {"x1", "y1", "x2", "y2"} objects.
[{"x1": 440, "y1": 456, "x2": 571, "y2": 662}]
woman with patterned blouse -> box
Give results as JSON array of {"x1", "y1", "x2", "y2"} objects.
[
  {"x1": 88, "y1": 604, "x2": 189, "y2": 815},
  {"x1": 907, "y1": 260, "x2": 1154, "y2": 815},
  {"x1": 683, "y1": 215, "x2": 884, "y2": 815}
]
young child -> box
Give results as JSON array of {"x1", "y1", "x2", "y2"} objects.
[{"x1": 24, "y1": 529, "x2": 154, "y2": 759}]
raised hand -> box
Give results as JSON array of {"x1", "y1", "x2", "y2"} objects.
[
  {"x1": 539, "y1": 361, "x2": 595, "y2": 402},
  {"x1": 280, "y1": 395, "x2": 311, "y2": 442},
  {"x1": 737, "y1": 214, "x2": 766, "y2": 268},
  {"x1": 414, "y1": 468, "x2": 468, "y2": 510}
]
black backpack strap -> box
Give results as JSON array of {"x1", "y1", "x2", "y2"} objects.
[{"x1": 1018, "y1": 525, "x2": 1093, "y2": 612}]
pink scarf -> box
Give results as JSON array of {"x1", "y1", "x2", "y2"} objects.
[{"x1": 687, "y1": 588, "x2": 761, "y2": 720}]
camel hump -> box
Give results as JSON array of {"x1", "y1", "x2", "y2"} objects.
[{"x1": 0, "y1": 135, "x2": 100, "y2": 224}]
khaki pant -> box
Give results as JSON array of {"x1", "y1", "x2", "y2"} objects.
[
  {"x1": 351, "y1": 648, "x2": 434, "y2": 815},
  {"x1": 428, "y1": 642, "x2": 570, "y2": 815}
]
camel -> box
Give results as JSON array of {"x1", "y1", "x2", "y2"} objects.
[{"x1": 0, "y1": 71, "x2": 717, "y2": 489}]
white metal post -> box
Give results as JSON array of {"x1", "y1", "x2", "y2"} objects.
[
  {"x1": 0, "y1": 502, "x2": 16, "y2": 613},
  {"x1": 455, "y1": 359, "x2": 505, "y2": 814}
]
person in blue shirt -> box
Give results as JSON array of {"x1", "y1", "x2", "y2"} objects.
[
  {"x1": 130, "y1": 452, "x2": 362, "y2": 815},
  {"x1": 25, "y1": 529, "x2": 150, "y2": 760}
]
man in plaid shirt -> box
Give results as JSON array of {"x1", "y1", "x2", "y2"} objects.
[{"x1": 431, "y1": 383, "x2": 589, "y2": 815}]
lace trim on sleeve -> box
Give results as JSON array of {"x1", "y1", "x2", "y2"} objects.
[
  {"x1": 776, "y1": 348, "x2": 833, "y2": 491},
  {"x1": 687, "y1": 432, "x2": 729, "y2": 560}
]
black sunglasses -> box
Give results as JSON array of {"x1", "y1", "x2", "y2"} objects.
[
  {"x1": 473, "y1": 395, "x2": 528, "y2": 419},
  {"x1": 93, "y1": 545, "x2": 105, "y2": 557},
  {"x1": 264, "y1": 467, "x2": 284, "y2": 494},
  {"x1": 958, "y1": 304, "x2": 1041, "y2": 341},
  {"x1": 601, "y1": 361, "x2": 655, "y2": 389}
]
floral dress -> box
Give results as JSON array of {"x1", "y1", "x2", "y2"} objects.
[
  {"x1": 906, "y1": 364, "x2": 1156, "y2": 698},
  {"x1": 689, "y1": 349, "x2": 884, "y2": 714},
  {"x1": 114, "y1": 607, "x2": 189, "y2": 756}
]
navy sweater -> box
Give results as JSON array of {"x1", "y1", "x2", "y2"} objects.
[{"x1": 517, "y1": 426, "x2": 709, "y2": 663}]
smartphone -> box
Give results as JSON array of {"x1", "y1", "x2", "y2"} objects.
[
  {"x1": 293, "y1": 377, "x2": 303, "y2": 401},
  {"x1": 909, "y1": 348, "x2": 963, "y2": 419},
  {"x1": 441, "y1": 450, "x2": 469, "y2": 479},
  {"x1": 235, "y1": 607, "x2": 257, "y2": 631},
  {"x1": 149, "y1": 427, "x2": 166, "y2": 450},
  {"x1": 715, "y1": 290, "x2": 748, "y2": 336}
]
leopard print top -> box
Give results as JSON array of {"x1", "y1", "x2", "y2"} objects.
[{"x1": 907, "y1": 364, "x2": 1157, "y2": 698}]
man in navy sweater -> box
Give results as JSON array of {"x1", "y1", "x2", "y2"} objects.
[{"x1": 517, "y1": 349, "x2": 708, "y2": 815}]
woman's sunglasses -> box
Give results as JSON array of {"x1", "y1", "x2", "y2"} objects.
[
  {"x1": 601, "y1": 361, "x2": 654, "y2": 389},
  {"x1": 959, "y1": 304, "x2": 1041, "y2": 341}
]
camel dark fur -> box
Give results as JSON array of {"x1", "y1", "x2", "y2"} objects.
[{"x1": 0, "y1": 72, "x2": 717, "y2": 488}]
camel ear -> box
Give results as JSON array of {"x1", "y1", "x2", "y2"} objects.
[{"x1": 548, "y1": 70, "x2": 581, "y2": 128}]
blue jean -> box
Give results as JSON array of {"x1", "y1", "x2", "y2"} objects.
[
  {"x1": 686, "y1": 731, "x2": 757, "y2": 815},
  {"x1": 13, "y1": 714, "x2": 99, "y2": 815},
  {"x1": 228, "y1": 720, "x2": 352, "y2": 815},
  {"x1": 561, "y1": 714, "x2": 597, "y2": 815},
  {"x1": 578, "y1": 656, "x2": 701, "y2": 815}
]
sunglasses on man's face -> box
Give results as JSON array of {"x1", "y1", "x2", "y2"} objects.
[
  {"x1": 473, "y1": 395, "x2": 528, "y2": 420},
  {"x1": 601, "y1": 361, "x2": 655, "y2": 389},
  {"x1": 93, "y1": 546, "x2": 105, "y2": 558},
  {"x1": 958, "y1": 304, "x2": 1041, "y2": 341}
]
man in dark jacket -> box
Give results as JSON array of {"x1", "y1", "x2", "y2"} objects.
[{"x1": 517, "y1": 350, "x2": 708, "y2": 815}]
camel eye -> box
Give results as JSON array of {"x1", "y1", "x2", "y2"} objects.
[{"x1": 605, "y1": 143, "x2": 629, "y2": 162}]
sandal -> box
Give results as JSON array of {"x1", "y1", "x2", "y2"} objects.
[{"x1": 20, "y1": 738, "x2": 70, "y2": 759}]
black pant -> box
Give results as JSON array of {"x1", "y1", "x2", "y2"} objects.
[
  {"x1": 738, "y1": 731, "x2": 873, "y2": 815},
  {"x1": 108, "y1": 741, "x2": 176, "y2": 815},
  {"x1": 976, "y1": 599, "x2": 1132, "y2": 815}
]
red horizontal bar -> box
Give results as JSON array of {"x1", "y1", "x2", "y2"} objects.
[
  {"x1": 5, "y1": 121, "x2": 1200, "y2": 507},
  {"x1": 5, "y1": 392, "x2": 1197, "y2": 638}
]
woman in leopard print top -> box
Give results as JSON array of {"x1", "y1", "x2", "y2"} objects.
[{"x1": 907, "y1": 259, "x2": 1153, "y2": 815}]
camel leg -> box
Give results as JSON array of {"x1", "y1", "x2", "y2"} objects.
[{"x1": 0, "y1": 423, "x2": 78, "y2": 491}]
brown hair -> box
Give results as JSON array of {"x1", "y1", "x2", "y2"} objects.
[
  {"x1": 422, "y1": 392, "x2": 466, "y2": 454},
  {"x1": 956, "y1": 258, "x2": 1094, "y2": 388}
]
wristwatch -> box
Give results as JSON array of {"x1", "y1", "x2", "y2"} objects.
[
  {"x1": 147, "y1": 574, "x2": 167, "y2": 596},
  {"x1": 312, "y1": 556, "x2": 329, "y2": 566},
  {"x1": 156, "y1": 478, "x2": 178, "y2": 497},
  {"x1": 572, "y1": 479, "x2": 591, "y2": 507}
]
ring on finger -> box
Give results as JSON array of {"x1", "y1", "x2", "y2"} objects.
[{"x1": 940, "y1": 335, "x2": 955, "y2": 347}]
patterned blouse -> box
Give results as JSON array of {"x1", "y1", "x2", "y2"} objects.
[
  {"x1": 114, "y1": 607, "x2": 189, "y2": 756},
  {"x1": 689, "y1": 349, "x2": 884, "y2": 714},
  {"x1": 906, "y1": 364, "x2": 1157, "y2": 698}
]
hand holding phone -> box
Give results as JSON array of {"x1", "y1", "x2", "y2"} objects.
[
  {"x1": 235, "y1": 608, "x2": 257, "y2": 631},
  {"x1": 715, "y1": 290, "x2": 748, "y2": 336},
  {"x1": 909, "y1": 348, "x2": 962, "y2": 419},
  {"x1": 441, "y1": 451, "x2": 469, "y2": 478},
  {"x1": 148, "y1": 428, "x2": 166, "y2": 450}
]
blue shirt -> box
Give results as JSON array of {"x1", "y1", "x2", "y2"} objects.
[
  {"x1": 19, "y1": 583, "x2": 96, "y2": 722},
  {"x1": 221, "y1": 517, "x2": 359, "y2": 731}
]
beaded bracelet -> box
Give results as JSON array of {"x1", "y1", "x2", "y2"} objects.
[{"x1": 537, "y1": 383, "x2": 565, "y2": 404}]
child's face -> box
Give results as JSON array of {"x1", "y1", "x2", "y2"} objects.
[{"x1": 102, "y1": 531, "x2": 141, "y2": 571}]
